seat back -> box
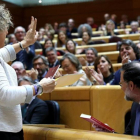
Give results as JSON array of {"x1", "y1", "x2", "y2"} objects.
[
  {"x1": 109, "y1": 36, "x2": 122, "y2": 43},
  {"x1": 45, "y1": 100, "x2": 60, "y2": 124}
]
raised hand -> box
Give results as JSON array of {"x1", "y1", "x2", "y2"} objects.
[
  {"x1": 122, "y1": 52, "x2": 130, "y2": 64},
  {"x1": 21, "y1": 16, "x2": 38, "y2": 48}
]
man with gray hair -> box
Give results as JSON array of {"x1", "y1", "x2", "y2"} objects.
[
  {"x1": 11, "y1": 61, "x2": 26, "y2": 80},
  {"x1": 86, "y1": 48, "x2": 98, "y2": 66},
  {"x1": 129, "y1": 21, "x2": 140, "y2": 34},
  {"x1": 45, "y1": 47, "x2": 60, "y2": 68},
  {"x1": 14, "y1": 26, "x2": 35, "y2": 70}
]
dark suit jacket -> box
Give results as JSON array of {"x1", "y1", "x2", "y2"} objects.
[
  {"x1": 125, "y1": 102, "x2": 140, "y2": 136},
  {"x1": 48, "y1": 60, "x2": 60, "y2": 68},
  {"x1": 15, "y1": 44, "x2": 35, "y2": 70},
  {"x1": 22, "y1": 97, "x2": 48, "y2": 124}
]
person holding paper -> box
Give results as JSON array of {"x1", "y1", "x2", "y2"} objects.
[
  {"x1": 93, "y1": 61, "x2": 140, "y2": 136},
  {"x1": 59, "y1": 53, "x2": 91, "y2": 86},
  {"x1": 0, "y1": 5, "x2": 56, "y2": 140}
]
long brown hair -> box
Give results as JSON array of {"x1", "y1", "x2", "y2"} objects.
[{"x1": 94, "y1": 55, "x2": 114, "y2": 73}]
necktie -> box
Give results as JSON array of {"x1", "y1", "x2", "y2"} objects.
[
  {"x1": 21, "y1": 103, "x2": 29, "y2": 118},
  {"x1": 134, "y1": 105, "x2": 140, "y2": 136},
  {"x1": 88, "y1": 63, "x2": 91, "y2": 66}
]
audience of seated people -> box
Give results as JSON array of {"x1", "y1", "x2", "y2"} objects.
[
  {"x1": 19, "y1": 76, "x2": 49, "y2": 124},
  {"x1": 45, "y1": 47, "x2": 60, "y2": 68},
  {"x1": 59, "y1": 53, "x2": 91, "y2": 86},
  {"x1": 86, "y1": 39, "x2": 140, "y2": 85},
  {"x1": 6, "y1": 13, "x2": 140, "y2": 89}
]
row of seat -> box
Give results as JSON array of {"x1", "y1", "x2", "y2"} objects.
[
  {"x1": 38, "y1": 86, "x2": 132, "y2": 134},
  {"x1": 54, "y1": 27, "x2": 140, "y2": 39},
  {"x1": 35, "y1": 40, "x2": 139, "y2": 55},
  {"x1": 52, "y1": 33, "x2": 140, "y2": 45},
  {"x1": 23, "y1": 125, "x2": 138, "y2": 140}
]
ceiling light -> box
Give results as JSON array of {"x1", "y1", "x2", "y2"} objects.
[{"x1": 39, "y1": 0, "x2": 42, "y2": 3}]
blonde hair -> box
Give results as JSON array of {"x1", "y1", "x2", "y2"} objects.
[{"x1": 0, "y1": 4, "x2": 13, "y2": 31}]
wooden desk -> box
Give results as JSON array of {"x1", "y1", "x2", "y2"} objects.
[
  {"x1": 23, "y1": 125, "x2": 139, "y2": 140},
  {"x1": 38, "y1": 86, "x2": 132, "y2": 133}
]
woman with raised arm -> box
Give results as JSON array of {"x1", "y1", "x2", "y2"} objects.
[{"x1": 0, "y1": 5, "x2": 56, "y2": 140}]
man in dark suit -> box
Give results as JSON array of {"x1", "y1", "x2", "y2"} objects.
[
  {"x1": 21, "y1": 97, "x2": 48, "y2": 124},
  {"x1": 93, "y1": 62, "x2": 140, "y2": 136},
  {"x1": 14, "y1": 26, "x2": 41, "y2": 70},
  {"x1": 45, "y1": 47, "x2": 60, "y2": 68},
  {"x1": 121, "y1": 62, "x2": 140, "y2": 136},
  {"x1": 18, "y1": 76, "x2": 48, "y2": 124}
]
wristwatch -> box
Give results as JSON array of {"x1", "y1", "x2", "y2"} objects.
[{"x1": 34, "y1": 84, "x2": 43, "y2": 96}]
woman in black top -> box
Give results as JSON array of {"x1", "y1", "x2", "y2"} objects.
[{"x1": 94, "y1": 55, "x2": 114, "y2": 84}]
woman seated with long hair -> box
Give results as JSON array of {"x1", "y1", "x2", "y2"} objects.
[
  {"x1": 65, "y1": 39, "x2": 76, "y2": 54},
  {"x1": 101, "y1": 20, "x2": 119, "y2": 36},
  {"x1": 55, "y1": 31, "x2": 67, "y2": 48},
  {"x1": 85, "y1": 55, "x2": 114, "y2": 85},
  {"x1": 81, "y1": 31, "x2": 94, "y2": 45}
]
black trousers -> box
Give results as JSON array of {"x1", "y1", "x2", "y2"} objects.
[{"x1": 0, "y1": 129, "x2": 24, "y2": 140}]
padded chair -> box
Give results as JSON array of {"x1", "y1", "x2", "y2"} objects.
[
  {"x1": 109, "y1": 36, "x2": 122, "y2": 43},
  {"x1": 45, "y1": 100, "x2": 60, "y2": 124},
  {"x1": 92, "y1": 40, "x2": 106, "y2": 44}
]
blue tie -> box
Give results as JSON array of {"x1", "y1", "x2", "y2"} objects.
[{"x1": 134, "y1": 105, "x2": 140, "y2": 136}]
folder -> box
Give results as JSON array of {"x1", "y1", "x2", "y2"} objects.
[
  {"x1": 55, "y1": 73, "x2": 84, "y2": 87},
  {"x1": 80, "y1": 113, "x2": 115, "y2": 132},
  {"x1": 45, "y1": 65, "x2": 60, "y2": 78}
]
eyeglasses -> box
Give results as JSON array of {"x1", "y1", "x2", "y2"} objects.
[
  {"x1": 119, "y1": 81, "x2": 125, "y2": 86},
  {"x1": 62, "y1": 64, "x2": 71, "y2": 70},
  {"x1": 16, "y1": 31, "x2": 25, "y2": 34},
  {"x1": 33, "y1": 62, "x2": 44, "y2": 67},
  {"x1": 14, "y1": 68, "x2": 23, "y2": 72}
]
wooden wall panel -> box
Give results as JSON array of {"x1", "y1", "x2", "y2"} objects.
[
  {"x1": 22, "y1": 0, "x2": 135, "y2": 30},
  {"x1": 2, "y1": 0, "x2": 140, "y2": 33},
  {"x1": 0, "y1": 1, "x2": 24, "y2": 33}
]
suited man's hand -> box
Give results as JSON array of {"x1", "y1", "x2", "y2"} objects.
[{"x1": 39, "y1": 78, "x2": 56, "y2": 93}]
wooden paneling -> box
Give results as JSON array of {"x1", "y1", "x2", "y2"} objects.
[{"x1": 3, "y1": 0, "x2": 140, "y2": 33}]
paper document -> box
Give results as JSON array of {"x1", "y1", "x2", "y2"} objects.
[{"x1": 55, "y1": 73, "x2": 83, "y2": 87}]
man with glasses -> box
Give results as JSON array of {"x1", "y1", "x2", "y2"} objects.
[
  {"x1": 45, "y1": 47, "x2": 60, "y2": 68},
  {"x1": 33, "y1": 55, "x2": 48, "y2": 81},
  {"x1": 11, "y1": 61, "x2": 26, "y2": 80},
  {"x1": 14, "y1": 26, "x2": 35, "y2": 70}
]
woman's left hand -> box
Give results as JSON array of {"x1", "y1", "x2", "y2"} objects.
[{"x1": 21, "y1": 16, "x2": 38, "y2": 48}]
